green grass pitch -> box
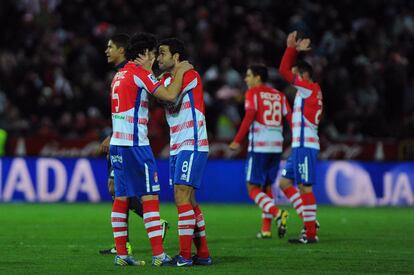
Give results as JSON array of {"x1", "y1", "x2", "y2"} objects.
[{"x1": 1, "y1": 203, "x2": 413, "y2": 274}]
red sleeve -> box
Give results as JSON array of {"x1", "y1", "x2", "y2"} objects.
[
  {"x1": 244, "y1": 89, "x2": 256, "y2": 111},
  {"x1": 233, "y1": 109, "x2": 256, "y2": 143},
  {"x1": 181, "y1": 70, "x2": 198, "y2": 94},
  {"x1": 136, "y1": 67, "x2": 161, "y2": 94},
  {"x1": 279, "y1": 47, "x2": 298, "y2": 83}
]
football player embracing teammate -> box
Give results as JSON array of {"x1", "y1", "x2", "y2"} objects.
[
  {"x1": 109, "y1": 32, "x2": 192, "y2": 266},
  {"x1": 157, "y1": 38, "x2": 212, "y2": 267}
]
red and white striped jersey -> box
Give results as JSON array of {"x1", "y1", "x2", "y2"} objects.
[
  {"x1": 279, "y1": 47, "x2": 323, "y2": 149},
  {"x1": 110, "y1": 62, "x2": 161, "y2": 146},
  {"x1": 161, "y1": 70, "x2": 209, "y2": 155},
  {"x1": 245, "y1": 85, "x2": 291, "y2": 153}
]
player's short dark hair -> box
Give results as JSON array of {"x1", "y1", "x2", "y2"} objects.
[
  {"x1": 125, "y1": 32, "x2": 157, "y2": 61},
  {"x1": 295, "y1": 60, "x2": 313, "y2": 78},
  {"x1": 248, "y1": 64, "x2": 268, "y2": 83},
  {"x1": 158, "y1": 38, "x2": 188, "y2": 61},
  {"x1": 110, "y1": 33, "x2": 130, "y2": 49}
]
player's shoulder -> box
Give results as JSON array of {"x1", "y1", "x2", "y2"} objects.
[
  {"x1": 183, "y1": 69, "x2": 201, "y2": 81},
  {"x1": 182, "y1": 69, "x2": 201, "y2": 90}
]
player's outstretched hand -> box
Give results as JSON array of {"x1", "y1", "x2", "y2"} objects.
[
  {"x1": 173, "y1": 61, "x2": 193, "y2": 75},
  {"x1": 229, "y1": 141, "x2": 241, "y2": 151},
  {"x1": 100, "y1": 135, "x2": 111, "y2": 154},
  {"x1": 296, "y1": 38, "x2": 311, "y2": 52},
  {"x1": 287, "y1": 31, "x2": 297, "y2": 48},
  {"x1": 134, "y1": 49, "x2": 155, "y2": 71}
]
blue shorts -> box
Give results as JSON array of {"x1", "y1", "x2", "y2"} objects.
[
  {"x1": 109, "y1": 145, "x2": 160, "y2": 197},
  {"x1": 169, "y1": 150, "x2": 208, "y2": 189},
  {"x1": 282, "y1": 147, "x2": 319, "y2": 185},
  {"x1": 246, "y1": 152, "x2": 281, "y2": 186}
]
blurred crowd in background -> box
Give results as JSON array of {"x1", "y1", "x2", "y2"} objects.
[{"x1": 1, "y1": 0, "x2": 414, "y2": 156}]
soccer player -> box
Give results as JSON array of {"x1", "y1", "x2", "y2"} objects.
[
  {"x1": 229, "y1": 64, "x2": 291, "y2": 239},
  {"x1": 156, "y1": 38, "x2": 211, "y2": 266},
  {"x1": 99, "y1": 34, "x2": 168, "y2": 256},
  {"x1": 278, "y1": 31, "x2": 323, "y2": 244},
  {"x1": 109, "y1": 32, "x2": 192, "y2": 266}
]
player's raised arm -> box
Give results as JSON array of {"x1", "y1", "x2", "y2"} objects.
[{"x1": 279, "y1": 31, "x2": 311, "y2": 83}]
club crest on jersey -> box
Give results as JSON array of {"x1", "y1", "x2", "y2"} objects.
[
  {"x1": 154, "y1": 172, "x2": 159, "y2": 183},
  {"x1": 148, "y1": 74, "x2": 158, "y2": 85}
]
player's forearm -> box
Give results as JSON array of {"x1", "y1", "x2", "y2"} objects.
[
  {"x1": 152, "y1": 74, "x2": 184, "y2": 102},
  {"x1": 233, "y1": 109, "x2": 255, "y2": 143},
  {"x1": 162, "y1": 70, "x2": 185, "y2": 102},
  {"x1": 279, "y1": 47, "x2": 297, "y2": 83}
]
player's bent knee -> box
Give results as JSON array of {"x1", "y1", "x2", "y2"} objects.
[
  {"x1": 299, "y1": 184, "x2": 313, "y2": 194},
  {"x1": 108, "y1": 179, "x2": 114, "y2": 195},
  {"x1": 141, "y1": 194, "x2": 158, "y2": 201},
  {"x1": 174, "y1": 184, "x2": 192, "y2": 205},
  {"x1": 279, "y1": 178, "x2": 293, "y2": 190}
]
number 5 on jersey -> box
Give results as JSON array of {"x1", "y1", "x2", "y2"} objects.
[{"x1": 112, "y1": 80, "x2": 120, "y2": 112}]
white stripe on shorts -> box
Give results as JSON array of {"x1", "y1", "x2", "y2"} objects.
[
  {"x1": 186, "y1": 153, "x2": 194, "y2": 182},
  {"x1": 246, "y1": 156, "x2": 253, "y2": 181},
  {"x1": 304, "y1": 156, "x2": 309, "y2": 182},
  {"x1": 145, "y1": 163, "x2": 150, "y2": 192}
]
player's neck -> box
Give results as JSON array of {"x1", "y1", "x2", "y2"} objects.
[
  {"x1": 115, "y1": 58, "x2": 126, "y2": 66},
  {"x1": 251, "y1": 82, "x2": 264, "y2": 88}
]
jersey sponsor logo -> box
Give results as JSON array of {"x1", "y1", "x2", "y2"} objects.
[{"x1": 148, "y1": 74, "x2": 158, "y2": 85}]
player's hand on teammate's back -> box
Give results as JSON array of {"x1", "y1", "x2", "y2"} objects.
[
  {"x1": 100, "y1": 135, "x2": 111, "y2": 154},
  {"x1": 173, "y1": 61, "x2": 193, "y2": 76}
]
